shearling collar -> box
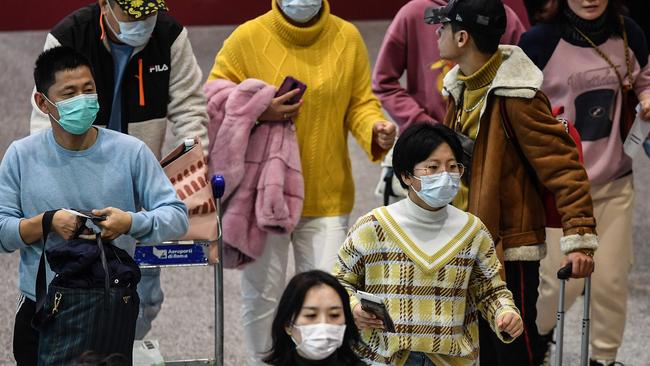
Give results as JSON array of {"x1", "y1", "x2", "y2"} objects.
[{"x1": 443, "y1": 45, "x2": 544, "y2": 104}]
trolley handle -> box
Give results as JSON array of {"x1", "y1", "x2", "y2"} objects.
[
  {"x1": 211, "y1": 175, "x2": 225, "y2": 199},
  {"x1": 557, "y1": 263, "x2": 573, "y2": 280}
]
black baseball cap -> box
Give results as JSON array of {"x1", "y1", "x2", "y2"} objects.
[{"x1": 424, "y1": 0, "x2": 507, "y2": 36}]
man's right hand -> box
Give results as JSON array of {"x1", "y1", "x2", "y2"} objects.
[
  {"x1": 258, "y1": 88, "x2": 303, "y2": 122},
  {"x1": 51, "y1": 210, "x2": 81, "y2": 240},
  {"x1": 563, "y1": 251, "x2": 595, "y2": 278},
  {"x1": 352, "y1": 303, "x2": 384, "y2": 330}
]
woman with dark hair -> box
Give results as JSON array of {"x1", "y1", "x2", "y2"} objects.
[
  {"x1": 519, "y1": 1, "x2": 650, "y2": 365},
  {"x1": 334, "y1": 123, "x2": 523, "y2": 366},
  {"x1": 263, "y1": 270, "x2": 363, "y2": 366}
]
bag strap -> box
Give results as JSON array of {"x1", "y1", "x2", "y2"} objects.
[
  {"x1": 571, "y1": 16, "x2": 634, "y2": 91},
  {"x1": 33, "y1": 210, "x2": 58, "y2": 327},
  {"x1": 499, "y1": 98, "x2": 541, "y2": 187},
  {"x1": 34, "y1": 211, "x2": 112, "y2": 324},
  {"x1": 382, "y1": 168, "x2": 393, "y2": 206}
]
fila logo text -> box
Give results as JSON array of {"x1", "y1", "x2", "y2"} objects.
[{"x1": 149, "y1": 64, "x2": 169, "y2": 73}]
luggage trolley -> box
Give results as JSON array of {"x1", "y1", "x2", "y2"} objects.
[{"x1": 134, "y1": 175, "x2": 226, "y2": 366}]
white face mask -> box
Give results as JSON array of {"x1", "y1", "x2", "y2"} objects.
[
  {"x1": 411, "y1": 171, "x2": 461, "y2": 208},
  {"x1": 279, "y1": 0, "x2": 323, "y2": 23},
  {"x1": 292, "y1": 323, "x2": 346, "y2": 360},
  {"x1": 105, "y1": 0, "x2": 157, "y2": 47}
]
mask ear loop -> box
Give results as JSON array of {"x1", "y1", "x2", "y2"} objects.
[
  {"x1": 103, "y1": 0, "x2": 123, "y2": 38},
  {"x1": 39, "y1": 93, "x2": 62, "y2": 124}
]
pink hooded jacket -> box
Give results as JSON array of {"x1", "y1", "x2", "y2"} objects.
[{"x1": 204, "y1": 79, "x2": 304, "y2": 268}]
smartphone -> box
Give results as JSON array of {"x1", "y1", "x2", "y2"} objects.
[
  {"x1": 63, "y1": 208, "x2": 107, "y2": 222},
  {"x1": 356, "y1": 290, "x2": 396, "y2": 333},
  {"x1": 275, "y1": 76, "x2": 307, "y2": 105}
]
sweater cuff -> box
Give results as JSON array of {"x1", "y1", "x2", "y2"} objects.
[
  {"x1": 127, "y1": 212, "x2": 147, "y2": 238},
  {"x1": 0, "y1": 218, "x2": 28, "y2": 253},
  {"x1": 349, "y1": 294, "x2": 361, "y2": 312},
  {"x1": 560, "y1": 233, "x2": 599, "y2": 255}
]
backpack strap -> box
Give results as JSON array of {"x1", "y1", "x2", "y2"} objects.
[{"x1": 499, "y1": 97, "x2": 539, "y2": 184}]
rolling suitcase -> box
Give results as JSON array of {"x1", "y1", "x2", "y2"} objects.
[{"x1": 555, "y1": 263, "x2": 592, "y2": 366}]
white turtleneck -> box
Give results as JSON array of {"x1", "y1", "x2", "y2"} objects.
[{"x1": 384, "y1": 196, "x2": 470, "y2": 256}]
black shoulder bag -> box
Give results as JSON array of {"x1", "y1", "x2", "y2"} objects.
[{"x1": 32, "y1": 210, "x2": 141, "y2": 366}]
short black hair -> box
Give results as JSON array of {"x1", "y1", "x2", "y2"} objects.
[
  {"x1": 393, "y1": 122, "x2": 464, "y2": 189},
  {"x1": 263, "y1": 270, "x2": 361, "y2": 365},
  {"x1": 34, "y1": 46, "x2": 93, "y2": 97},
  {"x1": 451, "y1": 21, "x2": 501, "y2": 54}
]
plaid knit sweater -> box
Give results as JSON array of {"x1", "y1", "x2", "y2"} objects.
[{"x1": 333, "y1": 205, "x2": 519, "y2": 366}]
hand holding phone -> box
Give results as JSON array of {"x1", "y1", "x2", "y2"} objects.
[
  {"x1": 275, "y1": 76, "x2": 307, "y2": 105},
  {"x1": 356, "y1": 291, "x2": 396, "y2": 333},
  {"x1": 259, "y1": 76, "x2": 307, "y2": 122}
]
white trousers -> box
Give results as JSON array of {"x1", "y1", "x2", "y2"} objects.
[
  {"x1": 536, "y1": 175, "x2": 634, "y2": 360},
  {"x1": 240, "y1": 215, "x2": 349, "y2": 366}
]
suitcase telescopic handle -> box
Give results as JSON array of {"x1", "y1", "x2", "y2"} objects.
[{"x1": 557, "y1": 263, "x2": 573, "y2": 280}]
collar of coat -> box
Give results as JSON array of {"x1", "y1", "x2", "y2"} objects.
[{"x1": 443, "y1": 45, "x2": 543, "y2": 104}]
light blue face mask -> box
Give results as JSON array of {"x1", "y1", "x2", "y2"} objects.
[
  {"x1": 411, "y1": 171, "x2": 461, "y2": 208},
  {"x1": 279, "y1": 0, "x2": 322, "y2": 23},
  {"x1": 43, "y1": 93, "x2": 99, "y2": 135},
  {"x1": 106, "y1": 0, "x2": 157, "y2": 47}
]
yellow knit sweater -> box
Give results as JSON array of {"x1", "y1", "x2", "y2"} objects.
[
  {"x1": 452, "y1": 50, "x2": 503, "y2": 211},
  {"x1": 208, "y1": 0, "x2": 386, "y2": 216}
]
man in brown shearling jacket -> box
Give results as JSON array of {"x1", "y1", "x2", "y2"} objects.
[{"x1": 427, "y1": 0, "x2": 598, "y2": 365}]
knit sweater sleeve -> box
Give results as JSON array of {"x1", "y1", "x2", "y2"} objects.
[
  {"x1": 333, "y1": 215, "x2": 375, "y2": 310},
  {"x1": 207, "y1": 25, "x2": 248, "y2": 83},
  {"x1": 127, "y1": 144, "x2": 189, "y2": 244},
  {"x1": 344, "y1": 25, "x2": 389, "y2": 163},
  {"x1": 468, "y1": 226, "x2": 519, "y2": 344},
  {"x1": 0, "y1": 144, "x2": 28, "y2": 253}
]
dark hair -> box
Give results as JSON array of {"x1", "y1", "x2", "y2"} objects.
[
  {"x1": 68, "y1": 351, "x2": 127, "y2": 366},
  {"x1": 263, "y1": 270, "x2": 361, "y2": 365},
  {"x1": 553, "y1": 0, "x2": 624, "y2": 36},
  {"x1": 34, "y1": 46, "x2": 93, "y2": 97},
  {"x1": 450, "y1": 22, "x2": 501, "y2": 54},
  {"x1": 393, "y1": 122, "x2": 464, "y2": 189}
]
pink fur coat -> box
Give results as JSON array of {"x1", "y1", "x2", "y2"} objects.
[{"x1": 204, "y1": 79, "x2": 304, "y2": 268}]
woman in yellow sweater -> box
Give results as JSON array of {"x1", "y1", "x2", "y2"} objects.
[
  {"x1": 207, "y1": 0, "x2": 395, "y2": 363},
  {"x1": 334, "y1": 123, "x2": 522, "y2": 366}
]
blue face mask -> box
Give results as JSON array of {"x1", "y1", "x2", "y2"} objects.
[
  {"x1": 411, "y1": 172, "x2": 461, "y2": 208},
  {"x1": 279, "y1": 0, "x2": 322, "y2": 23},
  {"x1": 106, "y1": 1, "x2": 157, "y2": 47},
  {"x1": 43, "y1": 93, "x2": 99, "y2": 135}
]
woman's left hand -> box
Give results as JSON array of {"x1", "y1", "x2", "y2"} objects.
[
  {"x1": 372, "y1": 121, "x2": 397, "y2": 150},
  {"x1": 496, "y1": 311, "x2": 523, "y2": 339}
]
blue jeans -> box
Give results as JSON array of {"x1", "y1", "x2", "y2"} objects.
[
  {"x1": 135, "y1": 267, "x2": 164, "y2": 340},
  {"x1": 404, "y1": 352, "x2": 436, "y2": 366}
]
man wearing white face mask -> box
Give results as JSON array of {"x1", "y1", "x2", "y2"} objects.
[{"x1": 28, "y1": 0, "x2": 208, "y2": 342}]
